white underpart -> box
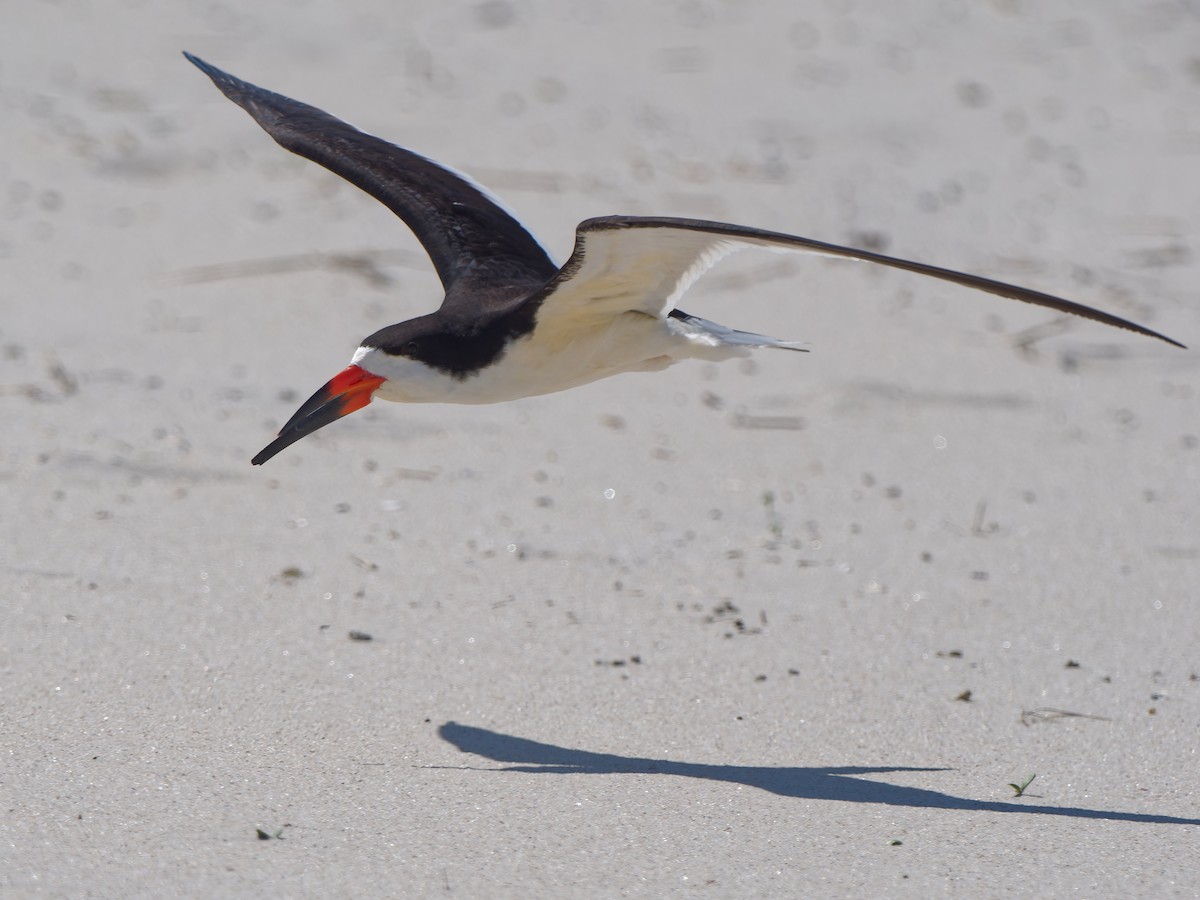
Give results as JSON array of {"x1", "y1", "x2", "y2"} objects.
[{"x1": 357, "y1": 223, "x2": 819, "y2": 405}]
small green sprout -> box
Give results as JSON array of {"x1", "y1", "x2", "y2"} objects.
[{"x1": 1008, "y1": 774, "x2": 1036, "y2": 797}]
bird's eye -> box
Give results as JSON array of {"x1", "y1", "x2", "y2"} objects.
[{"x1": 404, "y1": 341, "x2": 419, "y2": 355}]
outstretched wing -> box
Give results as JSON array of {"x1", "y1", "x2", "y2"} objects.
[
  {"x1": 536, "y1": 215, "x2": 1183, "y2": 347},
  {"x1": 184, "y1": 53, "x2": 559, "y2": 293}
]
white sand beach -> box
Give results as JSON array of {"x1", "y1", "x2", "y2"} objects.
[{"x1": 3, "y1": 2, "x2": 1199, "y2": 896}]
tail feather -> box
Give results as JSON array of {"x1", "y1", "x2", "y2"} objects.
[{"x1": 669, "y1": 310, "x2": 808, "y2": 352}]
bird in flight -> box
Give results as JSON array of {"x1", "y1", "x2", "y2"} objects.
[{"x1": 184, "y1": 53, "x2": 1182, "y2": 466}]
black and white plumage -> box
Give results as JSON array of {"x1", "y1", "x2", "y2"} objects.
[{"x1": 184, "y1": 53, "x2": 1183, "y2": 466}]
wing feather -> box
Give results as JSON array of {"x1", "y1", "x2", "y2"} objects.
[
  {"x1": 535, "y1": 215, "x2": 1183, "y2": 348},
  {"x1": 185, "y1": 53, "x2": 559, "y2": 292}
]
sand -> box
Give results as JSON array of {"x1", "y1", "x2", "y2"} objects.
[{"x1": 3, "y1": 2, "x2": 1199, "y2": 896}]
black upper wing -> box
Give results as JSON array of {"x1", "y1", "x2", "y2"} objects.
[{"x1": 185, "y1": 53, "x2": 559, "y2": 293}]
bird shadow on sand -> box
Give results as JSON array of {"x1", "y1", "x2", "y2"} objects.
[{"x1": 436, "y1": 722, "x2": 1199, "y2": 826}]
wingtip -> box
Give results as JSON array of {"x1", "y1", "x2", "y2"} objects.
[
  {"x1": 1135, "y1": 324, "x2": 1186, "y2": 350},
  {"x1": 183, "y1": 51, "x2": 245, "y2": 96},
  {"x1": 1128, "y1": 314, "x2": 1188, "y2": 350},
  {"x1": 183, "y1": 50, "x2": 228, "y2": 87},
  {"x1": 182, "y1": 50, "x2": 211, "y2": 73}
]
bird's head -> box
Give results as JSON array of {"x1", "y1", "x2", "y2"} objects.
[{"x1": 250, "y1": 316, "x2": 465, "y2": 465}]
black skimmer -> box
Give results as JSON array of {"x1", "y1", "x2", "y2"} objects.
[{"x1": 184, "y1": 53, "x2": 1183, "y2": 466}]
